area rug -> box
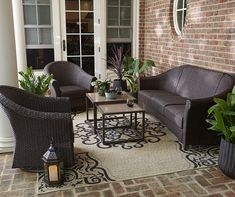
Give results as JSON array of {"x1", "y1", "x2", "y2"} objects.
[{"x1": 37, "y1": 113, "x2": 219, "y2": 194}]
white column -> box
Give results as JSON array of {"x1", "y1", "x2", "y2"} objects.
[
  {"x1": 94, "y1": 0, "x2": 107, "y2": 80},
  {"x1": 0, "y1": 1, "x2": 18, "y2": 153},
  {"x1": 12, "y1": 0, "x2": 27, "y2": 74},
  {"x1": 52, "y1": 0, "x2": 62, "y2": 61}
]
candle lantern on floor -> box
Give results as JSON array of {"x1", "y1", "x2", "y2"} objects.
[{"x1": 42, "y1": 140, "x2": 64, "y2": 186}]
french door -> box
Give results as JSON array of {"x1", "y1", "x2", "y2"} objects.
[{"x1": 60, "y1": 0, "x2": 95, "y2": 75}]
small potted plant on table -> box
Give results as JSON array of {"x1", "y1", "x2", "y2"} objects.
[
  {"x1": 91, "y1": 79, "x2": 112, "y2": 96},
  {"x1": 207, "y1": 86, "x2": 235, "y2": 179}
]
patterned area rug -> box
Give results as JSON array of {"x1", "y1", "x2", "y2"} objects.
[{"x1": 37, "y1": 113, "x2": 218, "y2": 194}]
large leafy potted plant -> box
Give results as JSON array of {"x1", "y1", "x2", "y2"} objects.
[
  {"x1": 206, "y1": 86, "x2": 235, "y2": 179},
  {"x1": 107, "y1": 46, "x2": 127, "y2": 91},
  {"x1": 124, "y1": 57, "x2": 155, "y2": 95},
  {"x1": 91, "y1": 79, "x2": 112, "y2": 96},
  {"x1": 19, "y1": 67, "x2": 53, "y2": 96}
]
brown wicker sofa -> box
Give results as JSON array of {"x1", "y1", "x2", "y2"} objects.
[
  {"x1": 138, "y1": 65, "x2": 235, "y2": 148},
  {"x1": 0, "y1": 85, "x2": 75, "y2": 170}
]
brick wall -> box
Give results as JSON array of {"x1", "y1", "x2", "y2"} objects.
[{"x1": 139, "y1": 0, "x2": 235, "y2": 74}]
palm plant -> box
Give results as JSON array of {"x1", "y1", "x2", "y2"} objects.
[
  {"x1": 124, "y1": 57, "x2": 155, "y2": 93},
  {"x1": 206, "y1": 86, "x2": 235, "y2": 143},
  {"x1": 19, "y1": 67, "x2": 53, "y2": 95}
]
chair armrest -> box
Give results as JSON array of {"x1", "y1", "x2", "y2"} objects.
[
  {"x1": 77, "y1": 71, "x2": 97, "y2": 91},
  {"x1": 18, "y1": 91, "x2": 71, "y2": 113},
  {"x1": 49, "y1": 79, "x2": 61, "y2": 97},
  {"x1": 0, "y1": 96, "x2": 72, "y2": 120}
]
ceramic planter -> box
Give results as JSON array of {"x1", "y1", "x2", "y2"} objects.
[
  {"x1": 113, "y1": 79, "x2": 127, "y2": 91},
  {"x1": 218, "y1": 137, "x2": 235, "y2": 179}
]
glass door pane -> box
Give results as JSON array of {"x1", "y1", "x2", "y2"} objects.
[{"x1": 64, "y1": 0, "x2": 94, "y2": 75}]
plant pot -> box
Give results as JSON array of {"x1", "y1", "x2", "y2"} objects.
[
  {"x1": 218, "y1": 137, "x2": 235, "y2": 179},
  {"x1": 105, "y1": 91, "x2": 117, "y2": 99},
  {"x1": 113, "y1": 79, "x2": 127, "y2": 91},
  {"x1": 98, "y1": 89, "x2": 105, "y2": 96}
]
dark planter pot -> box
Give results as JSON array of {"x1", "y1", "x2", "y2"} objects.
[
  {"x1": 218, "y1": 138, "x2": 235, "y2": 179},
  {"x1": 113, "y1": 79, "x2": 127, "y2": 91}
]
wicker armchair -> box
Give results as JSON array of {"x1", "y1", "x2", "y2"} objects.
[
  {"x1": 44, "y1": 61, "x2": 97, "y2": 111},
  {"x1": 0, "y1": 85, "x2": 75, "y2": 170}
]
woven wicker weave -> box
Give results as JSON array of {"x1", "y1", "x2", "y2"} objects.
[{"x1": 0, "y1": 85, "x2": 75, "y2": 170}]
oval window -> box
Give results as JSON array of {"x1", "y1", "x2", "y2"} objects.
[{"x1": 173, "y1": 0, "x2": 187, "y2": 35}]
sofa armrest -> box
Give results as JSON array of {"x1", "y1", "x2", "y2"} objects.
[
  {"x1": 182, "y1": 92, "x2": 227, "y2": 147},
  {"x1": 50, "y1": 79, "x2": 61, "y2": 97},
  {"x1": 138, "y1": 76, "x2": 160, "y2": 90}
]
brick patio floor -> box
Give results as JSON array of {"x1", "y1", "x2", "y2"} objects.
[{"x1": 0, "y1": 153, "x2": 235, "y2": 197}]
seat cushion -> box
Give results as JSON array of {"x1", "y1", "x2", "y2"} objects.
[
  {"x1": 163, "y1": 105, "x2": 185, "y2": 129},
  {"x1": 60, "y1": 85, "x2": 88, "y2": 98},
  {"x1": 138, "y1": 90, "x2": 186, "y2": 114}
]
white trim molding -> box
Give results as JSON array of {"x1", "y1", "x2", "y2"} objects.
[{"x1": 132, "y1": 0, "x2": 139, "y2": 58}]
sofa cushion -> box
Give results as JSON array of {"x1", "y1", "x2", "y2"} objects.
[
  {"x1": 163, "y1": 105, "x2": 185, "y2": 129},
  {"x1": 138, "y1": 90, "x2": 186, "y2": 114},
  {"x1": 176, "y1": 65, "x2": 224, "y2": 99},
  {"x1": 60, "y1": 85, "x2": 88, "y2": 98}
]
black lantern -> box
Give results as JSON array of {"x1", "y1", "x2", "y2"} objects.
[{"x1": 42, "y1": 140, "x2": 64, "y2": 186}]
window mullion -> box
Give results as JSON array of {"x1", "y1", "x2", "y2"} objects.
[
  {"x1": 35, "y1": 0, "x2": 40, "y2": 45},
  {"x1": 79, "y1": 0, "x2": 82, "y2": 68}
]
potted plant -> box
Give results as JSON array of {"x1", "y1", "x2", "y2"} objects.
[
  {"x1": 91, "y1": 79, "x2": 112, "y2": 96},
  {"x1": 206, "y1": 86, "x2": 235, "y2": 179},
  {"x1": 107, "y1": 46, "x2": 127, "y2": 91},
  {"x1": 124, "y1": 57, "x2": 155, "y2": 95},
  {"x1": 19, "y1": 67, "x2": 53, "y2": 96}
]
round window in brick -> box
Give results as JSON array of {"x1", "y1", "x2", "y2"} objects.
[{"x1": 173, "y1": 0, "x2": 187, "y2": 35}]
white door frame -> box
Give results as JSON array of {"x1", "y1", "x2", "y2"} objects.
[
  {"x1": 52, "y1": 0, "x2": 63, "y2": 61},
  {"x1": 95, "y1": 0, "x2": 140, "y2": 80},
  {"x1": 52, "y1": 0, "x2": 139, "y2": 80}
]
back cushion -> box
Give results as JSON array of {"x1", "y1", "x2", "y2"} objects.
[
  {"x1": 215, "y1": 74, "x2": 235, "y2": 95},
  {"x1": 45, "y1": 62, "x2": 79, "y2": 86},
  {"x1": 155, "y1": 66, "x2": 183, "y2": 94},
  {"x1": 176, "y1": 65, "x2": 225, "y2": 99}
]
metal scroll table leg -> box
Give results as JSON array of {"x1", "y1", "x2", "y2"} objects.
[
  {"x1": 142, "y1": 112, "x2": 145, "y2": 140},
  {"x1": 86, "y1": 96, "x2": 89, "y2": 120},
  {"x1": 93, "y1": 104, "x2": 97, "y2": 134}
]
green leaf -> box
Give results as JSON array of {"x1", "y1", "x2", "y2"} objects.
[
  {"x1": 213, "y1": 98, "x2": 228, "y2": 110},
  {"x1": 230, "y1": 126, "x2": 235, "y2": 132},
  {"x1": 232, "y1": 85, "x2": 235, "y2": 94},
  {"x1": 227, "y1": 93, "x2": 235, "y2": 108},
  {"x1": 208, "y1": 104, "x2": 220, "y2": 115}
]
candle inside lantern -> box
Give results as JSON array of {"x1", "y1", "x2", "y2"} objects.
[{"x1": 49, "y1": 165, "x2": 58, "y2": 181}]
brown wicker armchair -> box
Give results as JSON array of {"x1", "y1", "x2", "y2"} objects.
[
  {"x1": 0, "y1": 85, "x2": 75, "y2": 170},
  {"x1": 44, "y1": 61, "x2": 97, "y2": 111}
]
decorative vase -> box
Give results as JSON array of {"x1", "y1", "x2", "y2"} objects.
[{"x1": 218, "y1": 137, "x2": 235, "y2": 179}]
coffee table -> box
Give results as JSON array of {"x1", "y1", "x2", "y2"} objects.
[
  {"x1": 96, "y1": 103, "x2": 145, "y2": 145},
  {"x1": 86, "y1": 92, "x2": 136, "y2": 134}
]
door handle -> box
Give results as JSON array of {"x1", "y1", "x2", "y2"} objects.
[{"x1": 63, "y1": 40, "x2": 66, "y2": 51}]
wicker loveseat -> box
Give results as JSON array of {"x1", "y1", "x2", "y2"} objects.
[
  {"x1": 138, "y1": 65, "x2": 235, "y2": 148},
  {"x1": 0, "y1": 85, "x2": 75, "y2": 170}
]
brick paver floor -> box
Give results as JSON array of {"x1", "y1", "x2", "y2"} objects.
[{"x1": 0, "y1": 153, "x2": 235, "y2": 197}]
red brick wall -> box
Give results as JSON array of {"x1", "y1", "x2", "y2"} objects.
[{"x1": 139, "y1": 0, "x2": 235, "y2": 75}]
